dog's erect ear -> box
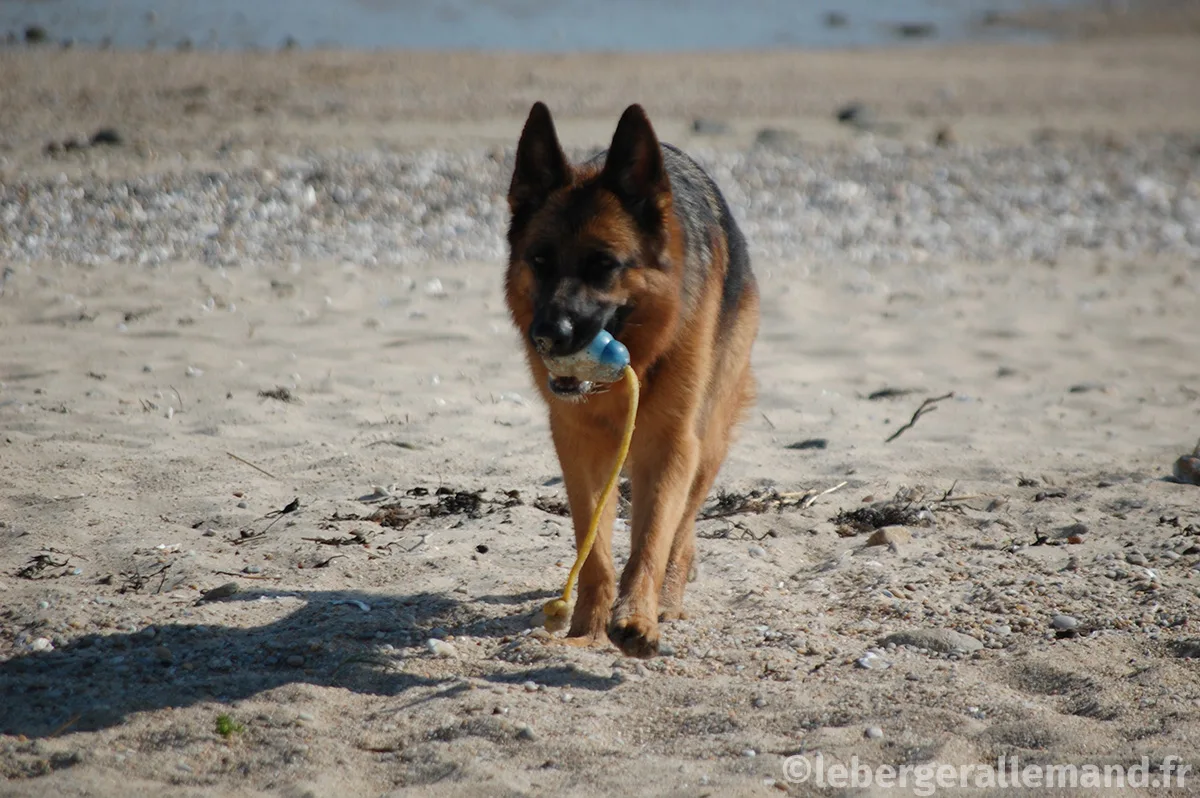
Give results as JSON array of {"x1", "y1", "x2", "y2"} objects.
[
  {"x1": 601, "y1": 104, "x2": 669, "y2": 222},
  {"x1": 508, "y1": 102, "x2": 570, "y2": 219}
]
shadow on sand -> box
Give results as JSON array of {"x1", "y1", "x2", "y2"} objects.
[{"x1": 0, "y1": 587, "x2": 616, "y2": 738}]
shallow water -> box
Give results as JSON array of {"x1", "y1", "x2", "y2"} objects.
[{"x1": 2, "y1": 0, "x2": 1082, "y2": 51}]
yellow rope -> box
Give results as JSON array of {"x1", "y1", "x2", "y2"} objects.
[{"x1": 543, "y1": 365, "x2": 639, "y2": 630}]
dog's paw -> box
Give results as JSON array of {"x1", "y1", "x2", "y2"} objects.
[{"x1": 607, "y1": 614, "x2": 659, "y2": 658}]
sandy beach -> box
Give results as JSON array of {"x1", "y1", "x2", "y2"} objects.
[{"x1": 2, "y1": 16, "x2": 1200, "y2": 798}]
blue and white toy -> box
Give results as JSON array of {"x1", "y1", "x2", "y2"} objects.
[{"x1": 543, "y1": 329, "x2": 630, "y2": 394}]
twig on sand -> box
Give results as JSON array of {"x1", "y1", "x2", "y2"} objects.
[
  {"x1": 213, "y1": 570, "x2": 280, "y2": 580},
  {"x1": 800, "y1": 480, "x2": 849, "y2": 509},
  {"x1": 884, "y1": 392, "x2": 954, "y2": 443},
  {"x1": 225, "y1": 451, "x2": 278, "y2": 480}
]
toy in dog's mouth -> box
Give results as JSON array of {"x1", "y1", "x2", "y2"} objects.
[{"x1": 541, "y1": 330, "x2": 630, "y2": 401}]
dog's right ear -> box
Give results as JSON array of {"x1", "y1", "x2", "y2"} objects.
[{"x1": 508, "y1": 102, "x2": 570, "y2": 221}]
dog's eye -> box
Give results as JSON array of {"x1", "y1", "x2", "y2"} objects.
[
  {"x1": 582, "y1": 252, "x2": 623, "y2": 285},
  {"x1": 526, "y1": 248, "x2": 554, "y2": 275}
]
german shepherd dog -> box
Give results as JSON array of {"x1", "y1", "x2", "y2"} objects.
[{"x1": 504, "y1": 102, "x2": 759, "y2": 658}]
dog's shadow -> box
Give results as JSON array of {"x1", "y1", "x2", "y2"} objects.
[{"x1": 0, "y1": 587, "x2": 615, "y2": 738}]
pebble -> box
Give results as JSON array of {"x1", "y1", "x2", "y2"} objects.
[
  {"x1": 742, "y1": 749, "x2": 757, "y2": 758},
  {"x1": 878, "y1": 628, "x2": 983, "y2": 654},
  {"x1": 856, "y1": 650, "x2": 888, "y2": 669},
  {"x1": 865, "y1": 726, "x2": 884, "y2": 740},
  {"x1": 297, "y1": 711, "x2": 315, "y2": 722},
  {"x1": 200, "y1": 582, "x2": 239, "y2": 601},
  {"x1": 692, "y1": 118, "x2": 731, "y2": 136},
  {"x1": 866, "y1": 528, "x2": 911, "y2": 548},
  {"x1": 516, "y1": 724, "x2": 536, "y2": 741},
  {"x1": 30, "y1": 637, "x2": 53, "y2": 652},
  {"x1": 748, "y1": 545, "x2": 767, "y2": 558},
  {"x1": 1052, "y1": 614, "x2": 1080, "y2": 631},
  {"x1": 5, "y1": 142, "x2": 1196, "y2": 271},
  {"x1": 1126, "y1": 552, "x2": 1149, "y2": 566},
  {"x1": 1174, "y1": 455, "x2": 1200, "y2": 486},
  {"x1": 523, "y1": 680, "x2": 539, "y2": 692},
  {"x1": 425, "y1": 639, "x2": 458, "y2": 658},
  {"x1": 286, "y1": 654, "x2": 306, "y2": 667}
]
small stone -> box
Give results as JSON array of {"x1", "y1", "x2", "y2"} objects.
[
  {"x1": 286, "y1": 654, "x2": 305, "y2": 667},
  {"x1": 523, "y1": 680, "x2": 539, "y2": 692},
  {"x1": 90, "y1": 128, "x2": 123, "y2": 147},
  {"x1": 37, "y1": 600, "x2": 50, "y2": 610},
  {"x1": 1126, "y1": 552, "x2": 1148, "y2": 566},
  {"x1": 754, "y1": 128, "x2": 801, "y2": 149},
  {"x1": 748, "y1": 545, "x2": 767, "y2": 558},
  {"x1": 200, "y1": 582, "x2": 239, "y2": 601},
  {"x1": 154, "y1": 645, "x2": 173, "y2": 663},
  {"x1": 237, "y1": 500, "x2": 248, "y2": 509},
  {"x1": 243, "y1": 565, "x2": 262, "y2": 574},
  {"x1": 878, "y1": 628, "x2": 983, "y2": 654},
  {"x1": 297, "y1": 711, "x2": 314, "y2": 722},
  {"x1": 691, "y1": 118, "x2": 731, "y2": 136},
  {"x1": 1051, "y1": 614, "x2": 1079, "y2": 631},
  {"x1": 425, "y1": 639, "x2": 457, "y2": 658},
  {"x1": 752, "y1": 696, "x2": 767, "y2": 708},
  {"x1": 866, "y1": 528, "x2": 911, "y2": 548},
  {"x1": 30, "y1": 637, "x2": 53, "y2": 652},
  {"x1": 516, "y1": 724, "x2": 535, "y2": 741},
  {"x1": 742, "y1": 748, "x2": 757, "y2": 758},
  {"x1": 835, "y1": 102, "x2": 874, "y2": 128},
  {"x1": 1174, "y1": 455, "x2": 1200, "y2": 486},
  {"x1": 865, "y1": 726, "x2": 884, "y2": 740}
]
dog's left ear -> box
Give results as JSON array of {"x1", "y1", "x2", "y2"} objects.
[{"x1": 602, "y1": 104, "x2": 670, "y2": 227}]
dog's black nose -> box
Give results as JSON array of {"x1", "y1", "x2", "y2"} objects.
[{"x1": 531, "y1": 315, "x2": 573, "y2": 355}]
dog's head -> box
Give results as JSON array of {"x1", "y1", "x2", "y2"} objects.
[{"x1": 504, "y1": 102, "x2": 681, "y2": 399}]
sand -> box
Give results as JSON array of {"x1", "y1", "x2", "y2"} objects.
[{"x1": 2, "y1": 23, "x2": 1200, "y2": 798}]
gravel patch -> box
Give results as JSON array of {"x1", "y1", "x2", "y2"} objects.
[{"x1": 2, "y1": 137, "x2": 1197, "y2": 272}]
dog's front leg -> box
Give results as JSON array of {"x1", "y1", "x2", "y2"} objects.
[
  {"x1": 550, "y1": 410, "x2": 620, "y2": 645},
  {"x1": 608, "y1": 419, "x2": 699, "y2": 658}
]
